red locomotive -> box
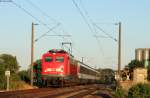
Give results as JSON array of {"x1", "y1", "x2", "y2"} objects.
[{"x1": 41, "y1": 49, "x2": 100, "y2": 86}]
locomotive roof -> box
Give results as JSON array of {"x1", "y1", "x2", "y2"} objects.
[
  {"x1": 48, "y1": 49, "x2": 67, "y2": 53},
  {"x1": 48, "y1": 49, "x2": 74, "y2": 57}
]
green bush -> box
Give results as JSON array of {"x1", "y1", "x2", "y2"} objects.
[
  {"x1": 128, "y1": 83, "x2": 150, "y2": 98},
  {"x1": 0, "y1": 75, "x2": 6, "y2": 89},
  {"x1": 0, "y1": 74, "x2": 23, "y2": 90},
  {"x1": 18, "y1": 70, "x2": 30, "y2": 83},
  {"x1": 114, "y1": 87, "x2": 125, "y2": 98}
]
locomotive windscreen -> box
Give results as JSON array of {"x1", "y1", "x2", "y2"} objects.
[
  {"x1": 56, "y1": 56, "x2": 64, "y2": 62},
  {"x1": 45, "y1": 57, "x2": 53, "y2": 62}
]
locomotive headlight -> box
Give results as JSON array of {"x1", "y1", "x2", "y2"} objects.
[
  {"x1": 56, "y1": 66, "x2": 64, "y2": 72},
  {"x1": 60, "y1": 66, "x2": 64, "y2": 72},
  {"x1": 45, "y1": 68, "x2": 51, "y2": 72},
  {"x1": 47, "y1": 68, "x2": 51, "y2": 71},
  {"x1": 60, "y1": 67, "x2": 64, "y2": 72}
]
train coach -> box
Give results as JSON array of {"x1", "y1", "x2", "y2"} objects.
[{"x1": 41, "y1": 49, "x2": 100, "y2": 86}]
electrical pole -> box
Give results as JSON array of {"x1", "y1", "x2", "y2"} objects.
[
  {"x1": 31, "y1": 22, "x2": 34, "y2": 86},
  {"x1": 118, "y1": 22, "x2": 121, "y2": 79},
  {"x1": 82, "y1": 57, "x2": 84, "y2": 63}
]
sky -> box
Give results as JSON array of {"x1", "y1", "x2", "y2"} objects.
[{"x1": 0, "y1": 0, "x2": 150, "y2": 70}]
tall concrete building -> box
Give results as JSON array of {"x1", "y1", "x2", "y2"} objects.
[{"x1": 135, "y1": 48, "x2": 150, "y2": 68}]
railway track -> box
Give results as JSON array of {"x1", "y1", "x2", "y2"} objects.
[
  {"x1": 0, "y1": 84, "x2": 113, "y2": 98},
  {"x1": 67, "y1": 88, "x2": 96, "y2": 98},
  {"x1": 0, "y1": 88, "x2": 53, "y2": 98}
]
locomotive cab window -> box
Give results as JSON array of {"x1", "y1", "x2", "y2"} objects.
[
  {"x1": 45, "y1": 57, "x2": 53, "y2": 62},
  {"x1": 56, "y1": 56, "x2": 64, "y2": 62}
]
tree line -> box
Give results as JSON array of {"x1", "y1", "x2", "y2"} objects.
[{"x1": 0, "y1": 54, "x2": 30, "y2": 90}]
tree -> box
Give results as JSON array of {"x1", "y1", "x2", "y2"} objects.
[
  {"x1": 128, "y1": 60, "x2": 144, "y2": 72},
  {"x1": 0, "y1": 60, "x2": 5, "y2": 75},
  {"x1": 0, "y1": 54, "x2": 20, "y2": 89},
  {"x1": 127, "y1": 60, "x2": 144, "y2": 80},
  {"x1": 18, "y1": 70, "x2": 30, "y2": 83},
  {"x1": 0, "y1": 54, "x2": 20, "y2": 73},
  {"x1": 33, "y1": 59, "x2": 42, "y2": 86},
  {"x1": 33, "y1": 59, "x2": 41, "y2": 70},
  {"x1": 97, "y1": 68, "x2": 115, "y2": 84}
]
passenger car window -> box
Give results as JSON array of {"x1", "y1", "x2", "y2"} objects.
[
  {"x1": 56, "y1": 57, "x2": 64, "y2": 62},
  {"x1": 45, "y1": 57, "x2": 53, "y2": 62}
]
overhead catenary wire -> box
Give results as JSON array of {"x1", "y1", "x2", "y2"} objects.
[
  {"x1": 10, "y1": 0, "x2": 77, "y2": 66},
  {"x1": 72, "y1": 0, "x2": 118, "y2": 67},
  {"x1": 11, "y1": 1, "x2": 51, "y2": 29},
  {"x1": 92, "y1": 24, "x2": 105, "y2": 57},
  {"x1": 72, "y1": 0, "x2": 108, "y2": 69},
  {"x1": 26, "y1": 0, "x2": 58, "y2": 24},
  {"x1": 72, "y1": 0, "x2": 105, "y2": 57},
  {"x1": 79, "y1": 0, "x2": 106, "y2": 40},
  {"x1": 26, "y1": 0, "x2": 78, "y2": 55},
  {"x1": 79, "y1": 0, "x2": 117, "y2": 42},
  {"x1": 94, "y1": 22, "x2": 117, "y2": 25},
  {"x1": 93, "y1": 23, "x2": 117, "y2": 42},
  {"x1": 35, "y1": 23, "x2": 60, "y2": 42},
  {"x1": 0, "y1": 0, "x2": 12, "y2": 2},
  {"x1": 26, "y1": 0, "x2": 79, "y2": 58},
  {"x1": 11, "y1": 0, "x2": 102, "y2": 66},
  {"x1": 11, "y1": 0, "x2": 66, "y2": 42},
  {"x1": 79, "y1": 0, "x2": 95, "y2": 28},
  {"x1": 72, "y1": 0, "x2": 94, "y2": 33},
  {"x1": 25, "y1": 0, "x2": 74, "y2": 43},
  {"x1": 10, "y1": 0, "x2": 78, "y2": 64},
  {"x1": 11, "y1": 0, "x2": 71, "y2": 43}
]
